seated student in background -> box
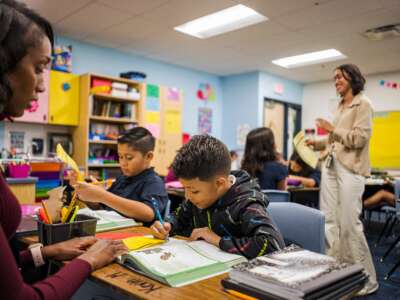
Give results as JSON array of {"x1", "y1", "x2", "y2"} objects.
[
  {"x1": 72, "y1": 127, "x2": 168, "y2": 226},
  {"x1": 241, "y1": 127, "x2": 288, "y2": 190},
  {"x1": 288, "y1": 151, "x2": 321, "y2": 188},
  {"x1": 151, "y1": 135, "x2": 285, "y2": 259},
  {"x1": 363, "y1": 188, "x2": 395, "y2": 209},
  {"x1": 164, "y1": 166, "x2": 177, "y2": 183}
]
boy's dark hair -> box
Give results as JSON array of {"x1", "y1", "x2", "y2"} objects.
[
  {"x1": 289, "y1": 151, "x2": 315, "y2": 177},
  {"x1": 241, "y1": 127, "x2": 278, "y2": 177},
  {"x1": 117, "y1": 127, "x2": 155, "y2": 154},
  {"x1": 335, "y1": 64, "x2": 366, "y2": 96},
  {"x1": 172, "y1": 135, "x2": 231, "y2": 181},
  {"x1": 0, "y1": 0, "x2": 54, "y2": 109}
]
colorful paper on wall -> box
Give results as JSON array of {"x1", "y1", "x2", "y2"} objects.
[
  {"x1": 146, "y1": 96, "x2": 160, "y2": 112},
  {"x1": 198, "y1": 107, "x2": 212, "y2": 134},
  {"x1": 147, "y1": 84, "x2": 159, "y2": 98},
  {"x1": 145, "y1": 111, "x2": 160, "y2": 123},
  {"x1": 146, "y1": 124, "x2": 161, "y2": 138},
  {"x1": 167, "y1": 87, "x2": 180, "y2": 102},
  {"x1": 165, "y1": 109, "x2": 181, "y2": 134},
  {"x1": 379, "y1": 80, "x2": 400, "y2": 89},
  {"x1": 197, "y1": 83, "x2": 216, "y2": 101}
]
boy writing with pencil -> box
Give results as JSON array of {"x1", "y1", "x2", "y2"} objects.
[
  {"x1": 151, "y1": 135, "x2": 284, "y2": 259},
  {"x1": 71, "y1": 127, "x2": 169, "y2": 225}
]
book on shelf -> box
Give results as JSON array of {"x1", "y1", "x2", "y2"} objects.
[
  {"x1": 225, "y1": 245, "x2": 366, "y2": 300},
  {"x1": 77, "y1": 208, "x2": 141, "y2": 232},
  {"x1": 119, "y1": 238, "x2": 247, "y2": 287}
]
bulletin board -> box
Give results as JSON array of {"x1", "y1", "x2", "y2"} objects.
[{"x1": 370, "y1": 111, "x2": 400, "y2": 169}]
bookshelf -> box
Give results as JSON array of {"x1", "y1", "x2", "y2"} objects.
[{"x1": 72, "y1": 73, "x2": 144, "y2": 179}]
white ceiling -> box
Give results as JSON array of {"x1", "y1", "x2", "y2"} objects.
[{"x1": 24, "y1": 0, "x2": 400, "y2": 83}]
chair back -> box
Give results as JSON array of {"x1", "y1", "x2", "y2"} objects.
[
  {"x1": 267, "y1": 202, "x2": 325, "y2": 253},
  {"x1": 262, "y1": 189, "x2": 290, "y2": 203}
]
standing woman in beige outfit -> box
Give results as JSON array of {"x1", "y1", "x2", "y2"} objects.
[{"x1": 308, "y1": 64, "x2": 378, "y2": 296}]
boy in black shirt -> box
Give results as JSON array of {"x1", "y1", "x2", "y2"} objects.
[
  {"x1": 73, "y1": 127, "x2": 168, "y2": 225},
  {"x1": 151, "y1": 135, "x2": 284, "y2": 259}
]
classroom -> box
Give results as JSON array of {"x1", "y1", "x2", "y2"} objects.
[{"x1": 1, "y1": 0, "x2": 400, "y2": 299}]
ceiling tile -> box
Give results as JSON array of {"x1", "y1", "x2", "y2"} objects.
[
  {"x1": 22, "y1": 0, "x2": 93, "y2": 23},
  {"x1": 55, "y1": 2, "x2": 132, "y2": 39},
  {"x1": 96, "y1": 0, "x2": 169, "y2": 15}
]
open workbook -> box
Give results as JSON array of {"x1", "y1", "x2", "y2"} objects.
[
  {"x1": 119, "y1": 238, "x2": 247, "y2": 287},
  {"x1": 77, "y1": 208, "x2": 141, "y2": 232}
]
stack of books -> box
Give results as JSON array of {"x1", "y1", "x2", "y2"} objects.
[{"x1": 222, "y1": 245, "x2": 367, "y2": 300}]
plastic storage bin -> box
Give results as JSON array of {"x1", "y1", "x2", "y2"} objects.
[
  {"x1": 8, "y1": 163, "x2": 30, "y2": 178},
  {"x1": 38, "y1": 215, "x2": 97, "y2": 245}
]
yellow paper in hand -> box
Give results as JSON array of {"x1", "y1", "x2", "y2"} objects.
[
  {"x1": 293, "y1": 131, "x2": 319, "y2": 169},
  {"x1": 122, "y1": 236, "x2": 165, "y2": 251},
  {"x1": 56, "y1": 144, "x2": 84, "y2": 181}
]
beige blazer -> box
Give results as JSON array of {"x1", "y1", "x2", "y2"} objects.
[{"x1": 315, "y1": 93, "x2": 373, "y2": 176}]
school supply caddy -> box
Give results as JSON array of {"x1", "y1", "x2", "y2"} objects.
[{"x1": 119, "y1": 238, "x2": 247, "y2": 287}]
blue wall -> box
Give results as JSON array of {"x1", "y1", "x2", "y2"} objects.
[
  {"x1": 221, "y1": 72, "x2": 259, "y2": 150},
  {"x1": 57, "y1": 36, "x2": 223, "y2": 138},
  {"x1": 221, "y1": 71, "x2": 303, "y2": 150}
]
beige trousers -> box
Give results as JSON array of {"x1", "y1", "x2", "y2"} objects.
[{"x1": 320, "y1": 156, "x2": 378, "y2": 293}]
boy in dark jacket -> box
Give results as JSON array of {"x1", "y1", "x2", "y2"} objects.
[{"x1": 151, "y1": 135, "x2": 284, "y2": 259}]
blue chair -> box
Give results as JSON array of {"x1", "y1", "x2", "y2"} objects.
[
  {"x1": 262, "y1": 189, "x2": 290, "y2": 202},
  {"x1": 267, "y1": 202, "x2": 325, "y2": 253}
]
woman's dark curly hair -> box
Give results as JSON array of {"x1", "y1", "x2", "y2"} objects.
[
  {"x1": 335, "y1": 64, "x2": 366, "y2": 96},
  {"x1": 241, "y1": 127, "x2": 278, "y2": 177},
  {"x1": 0, "y1": 0, "x2": 54, "y2": 112}
]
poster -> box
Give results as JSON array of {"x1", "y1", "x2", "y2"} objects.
[
  {"x1": 198, "y1": 107, "x2": 212, "y2": 134},
  {"x1": 145, "y1": 111, "x2": 160, "y2": 124},
  {"x1": 165, "y1": 109, "x2": 181, "y2": 134},
  {"x1": 146, "y1": 96, "x2": 160, "y2": 112},
  {"x1": 147, "y1": 84, "x2": 159, "y2": 98},
  {"x1": 167, "y1": 87, "x2": 180, "y2": 102},
  {"x1": 145, "y1": 124, "x2": 161, "y2": 138}
]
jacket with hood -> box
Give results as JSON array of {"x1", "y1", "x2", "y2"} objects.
[{"x1": 167, "y1": 170, "x2": 285, "y2": 259}]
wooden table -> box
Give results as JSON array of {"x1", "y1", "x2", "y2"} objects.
[{"x1": 20, "y1": 227, "x2": 236, "y2": 300}]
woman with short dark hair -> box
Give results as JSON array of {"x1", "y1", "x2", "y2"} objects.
[
  {"x1": 0, "y1": 1, "x2": 127, "y2": 299},
  {"x1": 307, "y1": 64, "x2": 378, "y2": 296}
]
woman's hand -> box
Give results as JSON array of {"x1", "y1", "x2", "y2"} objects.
[
  {"x1": 316, "y1": 118, "x2": 334, "y2": 133},
  {"x1": 41, "y1": 236, "x2": 97, "y2": 261},
  {"x1": 74, "y1": 181, "x2": 107, "y2": 203},
  {"x1": 78, "y1": 239, "x2": 128, "y2": 271}
]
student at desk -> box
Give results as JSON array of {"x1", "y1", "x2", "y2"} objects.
[
  {"x1": 151, "y1": 135, "x2": 284, "y2": 259},
  {"x1": 241, "y1": 127, "x2": 288, "y2": 190},
  {"x1": 288, "y1": 151, "x2": 321, "y2": 188},
  {"x1": 72, "y1": 127, "x2": 169, "y2": 226},
  {"x1": 0, "y1": 2, "x2": 127, "y2": 299}
]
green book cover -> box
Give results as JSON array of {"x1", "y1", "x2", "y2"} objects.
[{"x1": 120, "y1": 238, "x2": 247, "y2": 287}]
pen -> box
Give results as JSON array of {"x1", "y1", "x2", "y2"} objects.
[{"x1": 151, "y1": 197, "x2": 169, "y2": 240}]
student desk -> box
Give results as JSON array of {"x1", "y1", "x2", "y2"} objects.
[
  {"x1": 288, "y1": 187, "x2": 320, "y2": 209},
  {"x1": 19, "y1": 227, "x2": 236, "y2": 300}
]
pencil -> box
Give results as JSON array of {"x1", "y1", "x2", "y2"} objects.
[{"x1": 225, "y1": 289, "x2": 257, "y2": 300}]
